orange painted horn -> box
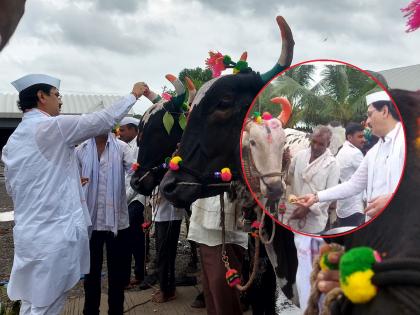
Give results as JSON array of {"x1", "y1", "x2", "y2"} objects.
[{"x1": 271, "y1": 97, "x2": 292, "y2": 126}]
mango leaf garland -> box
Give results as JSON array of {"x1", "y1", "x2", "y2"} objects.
[
  {"x1": 163, "y1": 111, "x2": 174, "y2": 134},
  {"x1": 179, "y1": 113, "x2": 187, "y2": 130}
]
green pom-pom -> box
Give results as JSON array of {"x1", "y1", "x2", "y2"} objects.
[
  {"x1": 340, "y1": 247, "x2": 376, "y2": 283},
  {"x1": 320, "y1": 253, "x2": 339, "y2": 271},
  {"x1": 235, "y1": 60, "x2": 248, "y2": 72},
  {"x1": 223, "y1": 55, "x2": 232, "y2": 65}
]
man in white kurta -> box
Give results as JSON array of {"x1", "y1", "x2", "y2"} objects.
[
  {"x1": 1, "y1": 74, "x2": 146, "y2": 314},
  {"x1": 334, "y1": 123, "x2": 366, "y2": 227},
  {"x1": 287, "y1": 126, "x2": 339, "y2": 311},
  {"x1": 298, "y1": 91, "x2": 405, "y2": 220}
]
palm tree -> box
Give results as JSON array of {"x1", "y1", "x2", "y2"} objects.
[{"x1": 259, "y1": 64, "x2": 379, "y2": 128}]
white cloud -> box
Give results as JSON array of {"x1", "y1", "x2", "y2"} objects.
[{"x1": 0, "y1": 0, "x2": 419, "y2": 114}]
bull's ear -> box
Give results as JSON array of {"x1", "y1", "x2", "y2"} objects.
[{"x1": 260, "y1": 16, "x2": 294, "y2": 84}]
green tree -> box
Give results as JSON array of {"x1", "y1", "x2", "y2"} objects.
[
  {"x1": 178, "y1": 67, "x2": 213, "y2": 91},
  {"x1": 262, "y1": 64, "x2": 379, "y2": 128}
]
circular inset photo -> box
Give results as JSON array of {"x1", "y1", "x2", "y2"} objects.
[{"x1": 241, "y1": 60, "x2": 406, "y2": 237}]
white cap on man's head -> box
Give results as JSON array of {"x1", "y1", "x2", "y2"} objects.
[
  {"x1": 366, "y1": 91, "x2": 390, "y2": 106},
  {"x1": 11, "y1": 74, "x2": 60, "y2": 93},
  {"x1": 120, "y1": 117, "x2": 140, "y2": 126}
]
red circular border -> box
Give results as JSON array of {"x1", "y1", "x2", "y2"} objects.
[{"x1": 239, "y1": 58, "x2": 407, "y2": 238}]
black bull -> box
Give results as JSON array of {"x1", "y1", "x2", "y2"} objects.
[{"x1": 159, "y1": 15, "x2": 298, "y2": 305}]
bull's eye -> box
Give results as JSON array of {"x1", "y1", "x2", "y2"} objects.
[{"x1": 250, "y1": 139, "x2": 256, "y2": 146}]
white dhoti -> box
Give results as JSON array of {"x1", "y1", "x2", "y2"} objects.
[
  {"x1": 294, "y1": 233, "x2": 324, "y2": 311},
  {"x1": 19, "y1": 291, "x2": 68, "y2": 315}
]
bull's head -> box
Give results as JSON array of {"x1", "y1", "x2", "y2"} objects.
[
  {"x1": 161, "y1": 16, "x2": 294, "y2": 208},
  {"x1": 242, "y1": 97, "x2": 292, "y2": 201},
  {"x1": 130, "y1": 75, "x2": 195, "y2": 196}
]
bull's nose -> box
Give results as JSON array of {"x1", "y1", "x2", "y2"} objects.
[
  {"x1": 266, "y1": 181, "x2": 283, "y2": 199},
  {"x1": 161, "y1": 175, "x2": 177, "y2": 199}
]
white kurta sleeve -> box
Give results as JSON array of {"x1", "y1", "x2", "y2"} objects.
[
  {"x1": 1, "y1": 147, "x2": 13, "y2": 197},
  {"x1": 56, "y1": 94, "x2": 137, "y2": 147},
  {"x1": 309, "y1": 161, "x2": 340, "y2": 216},
  {"x1": 318, "y1": 155, "x2": 368, "y2": 202}
]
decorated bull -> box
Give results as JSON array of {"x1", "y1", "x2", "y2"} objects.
[
  {"x1": 130, "y1": 74, "x2": 195, "y2": 196},
  {"x1": 160, "y1": 16, "x2": 300, "y2": 312}
]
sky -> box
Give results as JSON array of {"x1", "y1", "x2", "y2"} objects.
[{"x1": 0, "y1": 0, "x2": 419, "y2": 114}]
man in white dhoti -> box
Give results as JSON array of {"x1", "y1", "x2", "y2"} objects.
[
  {"x1": 1, "y1": 73, "x2": 146, "y2": 315},
  {"x1": 287, "y1": 126, "x2": 340, "y2": 311},
  {"x1": 298, "y1": 91, "x2": 405, "y2": 220}
]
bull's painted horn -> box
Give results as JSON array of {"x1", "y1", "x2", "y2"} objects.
[
  {"x1": 239, "y1": 51, "x2": 248, "y2": 61},
  {"x1": 166, "y1": 74, "x2": 186, "y2": 108},
  {"x1": 260, "y1": 16, "x2": 294, "y2": 84},
  {"x1": 185, "y1": 76, "x2": 196, "y2": 105},
  {"x1": 271, "y1": 97, "x2": 292, "y2": 126}
]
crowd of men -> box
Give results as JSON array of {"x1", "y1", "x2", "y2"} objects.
[{"x1": 1, "y1": 74, "x2": 405, "y2": 315}]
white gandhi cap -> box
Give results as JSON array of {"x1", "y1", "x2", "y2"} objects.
[
  {"x1": 366, "y1": 91, "x2": 390, "y2": 106},
  {"x1": 120, "y1": 117, "x2": 140, "y2": 126},
  {"x1": 11, "y1": 74, "x2": 60, "y2": 93}
]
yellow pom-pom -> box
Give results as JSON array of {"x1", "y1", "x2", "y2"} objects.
[
  {"x1": 221, "y1": 167, "x2": 231, "y2": 174},
  {"x1": 171, "y1": 156, "x2": 182, "y2": 164},
  {"x1": 341, "y1": 269, "x2": 377, "y2": 303}
]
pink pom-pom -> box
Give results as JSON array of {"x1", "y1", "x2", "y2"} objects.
[
  {"x1": 131, "y1": 162, "x2": 139, "y2": 171},
  {"x1": 262, "y1": 112, "x2": 273, "y2": 120},
  {"x1": 221, "y1": 171, "x2": 232, "y2": 182},
  {"x1": 162, "y1": 92, "x2": 173, "y2": 101},
  {"x1": 225, "y1": 269, "x2": 241, "y2": 287},
  {"x1": 169, "y1": 162, "x2": 180, "y2": 171}
]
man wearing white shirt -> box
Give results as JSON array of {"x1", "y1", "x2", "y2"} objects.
[
  {"x1": 76, "y1": 132, "x2": 134, "y2": 315},
  {"x1": 1, "y1": 73, "x2": 146, "y2": 315},
  {"x1": 298, "y1": 91, "x2": 405, "y2": 220},
  {"x1": 334, "y1": 122, "x2": 366, "y2": 227},
  {"x1": 119, "y1": 117, "x2": 147, "y2": 287}
]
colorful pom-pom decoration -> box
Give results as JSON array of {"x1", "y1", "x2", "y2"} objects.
[
  {"x1": 278, "y1": 202, "x2": 287, "y2": 214},
  {"x1": 262, "y1": 112, "x2": 273, "y2": 120},
  {"x1": 162, "y1": 92, "x2": 173, "y2": 101},
  {"x1": 339, "y1": 247, "x2": 381, "y2": 304},
  {"x1": 141, "y1": 221, "x2": 152, "y2": 231},
  {"x1": 169, "y1": 156, "x2": 183, "y2": 171},
  {"x1": 225, "y1": 269, "x2": 241, "y2": 287},
  {"x1": 220, "y1": 168, "x2": 232, "y2": 182},
  {"x1": 250, "y1": 221, "x2": 261, "y2": 238},
  {"x1": 320, "y1": 253, "x2": 339, "y2": 272},
  {"x1": 131, "y1": 162, "x2": 140, "y2": 171}
]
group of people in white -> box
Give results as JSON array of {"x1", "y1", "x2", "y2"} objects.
[{"x1": 1, "y1": 73, "x2": 405, "y2": 315}]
